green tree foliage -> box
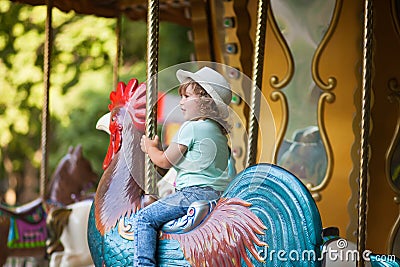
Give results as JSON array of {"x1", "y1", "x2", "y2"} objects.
[
  {"x1": 0, "y1": 0, "x2": 193, "y2": 203},
  {"x1": 119, "y1": 18, "x2": 194, "y2": 83}
]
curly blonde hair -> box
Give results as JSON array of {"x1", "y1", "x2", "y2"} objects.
[{"x1": 179, "y1": 79, "x2": 231, "y2": 135}]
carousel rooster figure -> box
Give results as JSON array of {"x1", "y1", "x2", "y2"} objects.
[{"x1": 87, "y1": 78, "x2": 323, "y2": 266}]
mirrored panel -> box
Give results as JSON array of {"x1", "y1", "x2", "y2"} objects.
[{"x1": 270, "y1": 0, "x2": 336, "y2": 188}]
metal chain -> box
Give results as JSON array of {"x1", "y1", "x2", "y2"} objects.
[
  {"x1": 357, "y1": 0, "x2": 373, "y2": 265},
  {"x1": 40, "y1": 0, "x2": 53, "y2": 198},
  {"x1": 145, "y1": 0, "x2": 159, "y2": 195},
  {"x1": 246, "y1": 0, "x2": 268, "y2": 167}
]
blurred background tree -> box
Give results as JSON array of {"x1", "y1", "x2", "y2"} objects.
[{"x1": 0, "y1": 0, "x2": 193, "y2": 204}]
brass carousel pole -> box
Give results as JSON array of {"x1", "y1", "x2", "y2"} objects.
[
  {"x1": 246, "y1": 0, "x2": 268, "y2": 167},
  {"x1": 145, "y1": 0, "x2": 159, "y2": 195},
  {"x1": 357, "y1": 0, "x2": 373, "y2": 266},
  {"x1": 40, "y1": 0, "x2": 53, "y2": 198}
]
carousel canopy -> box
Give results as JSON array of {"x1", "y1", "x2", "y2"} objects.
[{"x1": 10, "y1": 0, "x2": 191, "y2": 25}]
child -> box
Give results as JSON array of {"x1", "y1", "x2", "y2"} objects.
[{"x1": 135, "y1": 66, "x2": 233, "y2": 266}]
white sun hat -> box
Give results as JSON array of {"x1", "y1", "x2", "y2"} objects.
[{"x1": 176, "y1": 66, "x2": 232, "y2": 119}]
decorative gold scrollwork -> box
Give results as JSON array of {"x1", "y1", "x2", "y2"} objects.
[
  {"x1": 311, "y1": 92, "x2": 335, "y2": 193},
  {"x1": 391, "y1": 0, "x2": 400, "y2": 39},
  {"x1": 311, "y1": 0, "x2": 343, "y2": 91},
  {"x1": 304, "y1": 0, "x2": 342, "y2": 198},
  {"x1": 386, "y1": 77, "x2": 400, "y2": 253},
  {"x1": 270, "y1": 91, "x2": 288, "y2": 163},
  {"x1": 268, "y1": 6, "x2": 294, "y2": 89},
  {"x1": 118, "y1": 218, "x2": 134, "y2": 241},
  {"x1": 267, "y1": 1, "x2": 291, "y2": 165},
  {"x1": 389, "y1": 77, "x2": 400, "y2": 95},
  {"x1": 269, "y1": 0, "x2": 338, "y2": 200}
]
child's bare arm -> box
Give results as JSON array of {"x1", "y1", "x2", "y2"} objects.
[{"x1": 140, "y1": 135, "x2": 187, "y2": 169}]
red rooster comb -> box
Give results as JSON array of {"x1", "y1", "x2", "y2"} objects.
[
  {"x1": 102, "y1": 78, "x2": 146, "y2": 170},
  {"x1": 108, "y1": 78, "x2": 147, "y2": 132}
]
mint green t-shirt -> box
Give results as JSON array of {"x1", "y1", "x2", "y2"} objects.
[{"x1": 172, "y1": 120, "x2": 232, "y2": 191}]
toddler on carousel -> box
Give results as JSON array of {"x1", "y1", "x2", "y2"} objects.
[{"x1": 136, "y1": 66, "x2": 233, "y2": 267}]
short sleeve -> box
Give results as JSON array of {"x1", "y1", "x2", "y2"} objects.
[{"x1": 171, "y1": 121, "x2": 194, "y2": 148}]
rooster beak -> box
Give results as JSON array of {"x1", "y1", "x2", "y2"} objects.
[{"x1": 96, "y1": 112, "x2": 111, "y2": 135}]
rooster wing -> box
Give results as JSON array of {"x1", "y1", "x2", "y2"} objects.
[{"x1": 161, "y1": 197, "x2": 268, "y2": 267}]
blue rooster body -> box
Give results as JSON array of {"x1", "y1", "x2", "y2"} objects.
[
  {"x1": 88, "y1": 162, "x2": 324, "y2": 266},
  {"x1": 87, "y1": 78, "x2": 324, "y2": 266},
  {"x1": 88, "y1": 204, "x2": 136, "y2": 266}
]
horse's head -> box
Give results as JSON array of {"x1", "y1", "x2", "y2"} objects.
[
  {"x1": 102, "y1": 79, "x2": 146, "y2": 170},
  {"x1": 68, "y1": 145, "x2": 99, "y2": 197},
  {"x1": 48, "y1": 145, "x2": 98, "y2": 205}
]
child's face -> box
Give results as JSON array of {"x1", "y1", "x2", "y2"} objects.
[{"x1": 179, "y1": 84, "x2": 202, "y2": 121}]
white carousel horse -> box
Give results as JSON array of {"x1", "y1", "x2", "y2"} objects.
[
  {"x1": 0, "y1": 145, "x2": 98, "y2": 267},
  {"x1": 47, "y1": 199, "x2": 94, "y2": 267}
]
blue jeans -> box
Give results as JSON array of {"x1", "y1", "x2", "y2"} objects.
[{"x1": 133, "y1": 186, "x2": 221, "y2": 266}]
